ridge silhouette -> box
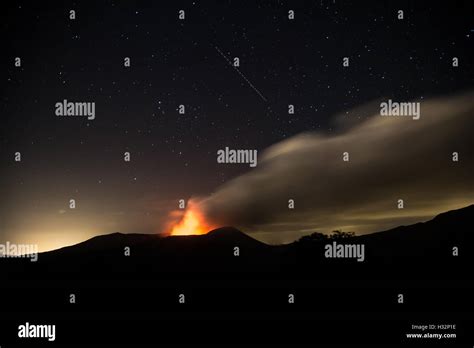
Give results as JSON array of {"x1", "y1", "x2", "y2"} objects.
[{"x1": 1, "y1": 205, "x2": 473, "y2": 280}]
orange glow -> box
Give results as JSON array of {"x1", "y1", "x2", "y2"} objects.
[{"x1": 169, "y1": 202, "x2": 216, "y2": 236}]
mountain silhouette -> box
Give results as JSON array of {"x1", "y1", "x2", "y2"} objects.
[{"x1": 1, "y1": 205, "x2": 473, "y2": 281}]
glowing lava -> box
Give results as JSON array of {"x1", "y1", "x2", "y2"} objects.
[{"x1": 169, "y1": 202, "x2": 216, "y2": 236}]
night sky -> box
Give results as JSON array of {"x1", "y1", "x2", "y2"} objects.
[{"x1": 1, "y1": 0, "x2": 473, "y2": 250}]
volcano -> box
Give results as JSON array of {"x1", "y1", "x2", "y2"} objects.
[{"x1": 1, "y1": 205, "x2": 473, "y2": 281}]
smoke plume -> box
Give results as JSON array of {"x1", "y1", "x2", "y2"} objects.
[{"x1": 196, "y1": 92, "x2": 474, "y2": 243}]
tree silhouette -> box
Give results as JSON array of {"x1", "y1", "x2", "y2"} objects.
[
  {"x1": 296, "y1": 230, "x2": 356, "y2": 245},
  {"x1": 329, "y1": 230, "x2": 355, "y2": 240},
  {"x1": 297, "y1": 232, "x2": 328, "y2": 243}
]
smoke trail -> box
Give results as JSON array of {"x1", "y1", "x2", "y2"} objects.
[{"x1": 197, "y1": 92, "x2": 474, "y2": 243}]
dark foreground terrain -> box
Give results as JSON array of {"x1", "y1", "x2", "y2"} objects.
[
  {"x1": 2, "y1": 204, "x2": 473, "y2": 279},
  {"x1": 1, "y1": 205, "x2": 473, "y2": 345}
]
